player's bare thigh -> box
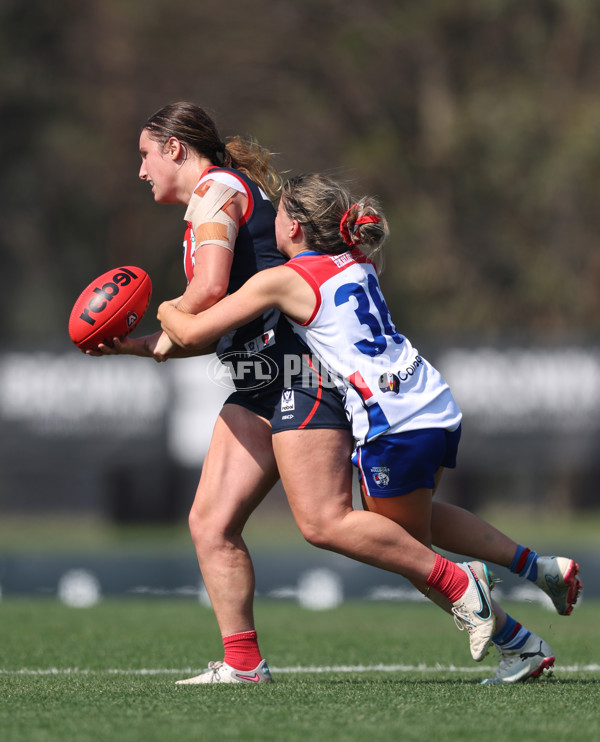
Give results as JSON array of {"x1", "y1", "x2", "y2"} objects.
[
  {"x1": 360, "y1": 464, "x2": 447, "y2": 547},
  {"x1": 191, "y1": 403, "x2": 279, "y2": 534},
  {"x1": 272, "y1": 427, "x2": 354, "y2": 530},
  {"x1": 361, "y1": 486, "x2": 434, "y2": 548}
]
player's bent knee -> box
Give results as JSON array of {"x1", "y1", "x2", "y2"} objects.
[
  {"x1": 187, "y1": 507, "x2": 222, "y2": 550},
  {"x1": 188, "y1": 509, "x2": 207, "y2": 548},
  {"x1": 296, "y1": 519, "x2": 336, "y2": 550}
]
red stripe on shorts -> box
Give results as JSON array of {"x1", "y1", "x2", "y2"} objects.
[{"x1": 298, "y1": 356, "x2": 323, "y2": 429}]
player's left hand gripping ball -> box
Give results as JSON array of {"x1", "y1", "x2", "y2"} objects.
[{"x1": 68, "y1": 266, "x2": 152, "y2": 351}]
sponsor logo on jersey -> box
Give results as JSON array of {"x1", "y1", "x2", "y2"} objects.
[
  {"x1": 378, "y1": 371, "x2": 400, "y2": 394},
  {"x1": 330, "y1": 252, "x2": 353, "y2": 268},
  {"x1": 397, "y1": 355, "x2": 423, "y2": 381},
  {"x1": 244, "y1": 328, "x2": 275, "y2": 354},
  {"x1": 281, "y1": 389, "x2": 295, "y2": 412},
  {"x1": 371, "y1": 465, "x2": 391, "y2": 487},
  {"x1": 281, "y1": 414, "x2": 294, "y2": 420}
]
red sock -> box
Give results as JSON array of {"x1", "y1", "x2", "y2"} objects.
[
  {"x1": 223, "y1": 630, "x2": 262, "y2": 671},
  {"x1": 426, "y1": 553, "x2": 469, "y2": 603}
]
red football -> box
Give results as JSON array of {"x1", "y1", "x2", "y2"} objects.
[{"x1": 68, "y1": 266, "x2": 152, "y2": 351}]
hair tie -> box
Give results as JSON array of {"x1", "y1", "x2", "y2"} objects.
[{"x1": 340, "y1": 205, "x2": 381, "y2": 246}]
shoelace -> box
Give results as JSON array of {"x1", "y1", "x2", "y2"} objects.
[
  {"x1": 451, "y1": 605, "x2": 476, "y2": 632},
  {"x1": 205, "y1": 661, "x2": 224, "y2": 682},
  {"x1": 452, "y1": 568, "x2": 499, "y2": 633}
]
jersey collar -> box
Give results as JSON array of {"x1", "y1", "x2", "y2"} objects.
[{"x1": 294, "y1": 249, "x2": 322, "y2": 258}]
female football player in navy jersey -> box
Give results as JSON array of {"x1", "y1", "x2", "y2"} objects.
[
  {"x1": 91, "y1": 103, "x2": 506, "y2": 682},
  {"x1": 159, "y1": 172, "x2": 581, "y2": 685}
]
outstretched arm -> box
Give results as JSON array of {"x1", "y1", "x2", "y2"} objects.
[
  {"x1": 158, "y1": 265, "x2": 315, "y2": 350},
  {"x1": 87, "y1": 180, "x2": 240, "y2": 361}
]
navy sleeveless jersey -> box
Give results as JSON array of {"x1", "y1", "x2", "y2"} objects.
[{"x1": 182, "y1": 166, "x2": 301, "y2": 390}]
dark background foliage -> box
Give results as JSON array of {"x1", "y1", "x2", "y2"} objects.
[{"x1": 2, "y1": 0, "x2": 599, "y2": 346}]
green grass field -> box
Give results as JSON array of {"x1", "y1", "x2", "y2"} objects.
[{"x1": 1, "y1": 598, "x2": 598, "y2": 742}]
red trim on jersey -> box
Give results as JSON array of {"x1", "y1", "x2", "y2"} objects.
[
  {"x1": 347, "y1": 370, "x2": 373, "y2": 401},
  {"x1": 284, "y1": 262, "x2": 322, "y2": 326},
  {"x1": 203, "y1": 166, "x2": 254, "y2": 225},
  {"x1": 286, "y1": 250, "x2": 366, "y2": 326},
  {"x1": 298, "y1": 356, "x2": 323, "y2": 429},
  {"x1": 183, "y1": 222, "x2": 194, "y2": 283},
  {"x1": 183, "y1": 169, "x2": 254, "y2": 284},
  {"x1": 286, "y1": 249, "x2": 378, "y2": 327}
]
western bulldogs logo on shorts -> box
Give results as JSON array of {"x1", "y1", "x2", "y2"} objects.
[
  {"x1": 371, "y1": 466, "x2": 391, "y2": 488},
  {"x1": 281, "y1": 389, "x2": 295, "y2": 412}
]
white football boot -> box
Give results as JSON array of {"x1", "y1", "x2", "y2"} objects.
[
  {"x1": 480, "y1": 632, "x2": 555, "y2": 684},
  {"x1": 176, "y1": 659, "x2": 273, "y2": 685},
  {"x1": 534, "y1": 556, "x2": 581, "y2": 615},
  {"x1": 451, "y1": 561, "x2": 496, "y2": 662}
]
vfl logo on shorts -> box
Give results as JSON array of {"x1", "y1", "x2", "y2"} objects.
[
  {"x1": 371, "y1": 466, "x2": 391, "y2": 487},
  {"x1": 281, "y1": 389, "x2": 295, "y2": 412}
]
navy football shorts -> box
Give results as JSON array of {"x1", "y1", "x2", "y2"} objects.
[
  {"x1": 353, "y1": 425, "x2": 462, "y2": 497},
  {"x1": 225, "y1": 355, "x2": 350, "y2": 433}
]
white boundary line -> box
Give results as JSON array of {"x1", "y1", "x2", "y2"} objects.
[{"x1": 1, "y1": 663, "x2": 599, "y2": 676}]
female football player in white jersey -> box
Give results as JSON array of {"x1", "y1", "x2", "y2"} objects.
[
  {"x1": 158, "y1": 172, "x2": 581, "y2": 685},
  {"x1": 90, "y1": 104, "x2": 506, "y2": 684}
]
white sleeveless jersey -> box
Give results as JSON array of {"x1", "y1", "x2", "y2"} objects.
[{"x1": 286, "y1": 249, "x2": 462, "y2": 446}]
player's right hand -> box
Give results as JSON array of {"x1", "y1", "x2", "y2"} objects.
[{"x1": 85, "y1": 335, "x2": 153, "y2": 357}]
